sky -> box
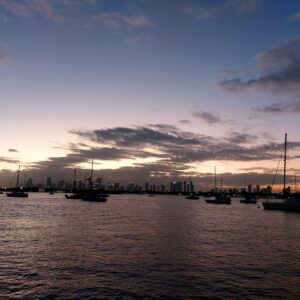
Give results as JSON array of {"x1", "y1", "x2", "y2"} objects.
[{"x1": 1, "y1": 0, "x2": 300, "y2": 190}]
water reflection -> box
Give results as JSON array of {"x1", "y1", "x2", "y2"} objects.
[{"x1": 0, "y1": 193, "x2": 300, "y2": 299}]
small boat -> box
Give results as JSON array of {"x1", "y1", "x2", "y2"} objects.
[
  {"x1": 205, "y1": 194, "x2": 231, "y2": 204},
  {"x1": 205, "y1": 167, "x2": 231, "y2": 204},
  {"x1": 65, "y1": 193, "x2": 82, "y2": 199},
  {"x1": 186, "y1": 194, "x2": 199, "y2": 200},
  {"x1": 49, "y1": 191, "x2": 55, "y2": 195},
  {"x1": 263, "y1": 134, "x2": 300, "y2": 212},
  {"x1": 6, "y1": 191, "x2": 28, "y2": 198},
  {"x1": 6, "y1": 165, "x2": 28, "y2": 198},
  {"x1": 80, "y1": 157, "x2": 108, "y2": 203},
  {"x1": 82, "y1": 193, "x2": 107, "y2": 202},
  {"x1": 240, "y1": 195, "x2": 258, "y2": 204}
]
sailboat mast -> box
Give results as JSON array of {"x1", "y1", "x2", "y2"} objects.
[
  {"x1": 283, "y1": 133, "x2": 287, "y2": 196},
  {"x1": 16, "y1": 165, "x2": 20, "y2": 187},
  {"x1": 90, "y1": 157, "x2": 94, "y2": 190},
  {"x1": 214, "y1": 166, "x2": 217, "y2": 192},
  {"x1": 73, "y1": 168, "x2": 77, "y2": 190}
]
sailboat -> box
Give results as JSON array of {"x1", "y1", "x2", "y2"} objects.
[
  {"x1": 205, "y1": 167, "x2": 231, "y2": 204},
  {"x1": 186, "y1": 193, "x2": 199, "y2": 200},
  {"x1": 65, "y1": 168, "x2": 83, "y2": 199},
  {"x1": 263, "y1": 134, "x2": 300, "y2": 212},
  {"x1": 240, "y1": 177, "x2": 257, "y2": 204},
  {"x1": 6, "y1": 166, "x2": 28, "y2": 198},
  {"x1": 81, "y1": 157, "x2": 107, "y2": 202}
]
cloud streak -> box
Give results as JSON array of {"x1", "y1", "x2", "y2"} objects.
[
  {"x1": 91, "y1": 12, "x2": 153, "y2": 29},
  {"x1": 192, "y1": 111, "x2": 221, "y2": 124},
  {"x1": 0, "y1": 0, "x2": 64, "y2": 23},
  {"x1": 184, "y1": 0, "x2": 261, "y2": 20}
]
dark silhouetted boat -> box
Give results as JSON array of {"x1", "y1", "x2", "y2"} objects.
[
  {"x1": 186, "y1": 193, "x2": 199, "y2": 200},
  {"x1": 263, "y1": 134, "x2": 300, "y2": 212},
  {"x1": 6, "y1": 166, "x2": 28, "y2": 198},
  {"x1": 65, "y1": 193, "x2": 82, "y2": 199},
  {"x1": 82, "y1": 192, "x2": 107, "y2": 202},
  {"x1": 240, "y1": 195, "x2": 258, "y2": 204},
  {"x1": 205, "y1": 167, "x2": 231, "y2": 204},
  {"x1": 205, "y1": 193, "x2": 231, "y2": 204},
  {"x1": 81, "y1": 157, "x2": 108, "y2": 203}
]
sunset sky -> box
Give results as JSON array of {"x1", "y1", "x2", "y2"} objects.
[{"x1": 1, "y1": 0, "x2": 300, "y2": 189}]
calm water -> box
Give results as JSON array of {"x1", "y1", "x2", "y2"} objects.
[{"x1": 0, "y1": 193, "x2": 300, "y2": 299}]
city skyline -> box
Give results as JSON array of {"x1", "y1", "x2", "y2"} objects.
[{"x1": 1, "y1": 0, "x2": 300, "y2": 188}]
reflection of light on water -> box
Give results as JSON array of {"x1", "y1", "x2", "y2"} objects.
[{"x1": 1, "y1": 193, "x2": 300, "y2": 299}]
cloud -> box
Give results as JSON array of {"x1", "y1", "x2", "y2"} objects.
[
  {"x1": 0, "y1": 156, "x2": 19, "y2": 164},
  {"x1": 192, "y1": 111, "x2": 221, "y2": 124},
  {"x1": 2, "y1": 124, "x2": 300, "y2": 187},
  {"x1": 183, "y1": 6, "x2": 217, "y2": 20},
  {"x1": 123, "y1": 14, "x2": 153, "y2": 27},
  {"x1": 226, "y1": 132, "x2": 257, "y2": 144},
  {"x1": 221, "y1": 37, "x2": 300, "y2": 95},
  {"x1": 228, "y1": 0, "x2": 261, "y2": 13},
  {"x1": 8, "y1": 148, "x2": 18, "y2": 153},
  {"x1": 0, "y1": 0, "x2": 64, "y2": 23},
  {"x1": 91, "y1": 12, "x2": 153, "y2": 29},
  {"x1": 184, "y1": 0, "x2": 261, "y2": 19},
  {"x1": 251, "y1": 100, "x2": 300, "y2": 114},
  {"x1": 289, "y1": 10, "x2": 300, "y2": 22},
  {"x1": 178, "y1": 119, "x2": 191, "y2": 124}
]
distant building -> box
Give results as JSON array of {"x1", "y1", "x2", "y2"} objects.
[
  {"x1": 26, "y1": 178, "x2": 34, "y2": 188},
  {"x1": 170, "y1": 181, "x2": 182, "y2": 193},
  {"x1": 127, "y1": 182, "x2": 135, "y2": 192},
  {"x1": 57, "y1": 180, "x2": 65, "y2": 190},
  {"x1": 248, "y1": 184, "x2": 252, "y2": 193},
  {"x1": 95, "y1": 177, "x2": 102, "y2": 189},
  {"x1": 256, "y1": 185, "x2": 260, "y2": 193},
  {"x1": 114, "y1": 182, "x2": 120, "y2": 191},
  {"x1": 190, "y1": 180, "x2": 195, "y2": 193},
  {"x1": 46, "y1": 176, "x2": 52, "y2": 188},
  {"x1": 145, "y1": 182, "x2": 149, "y2": 192}
]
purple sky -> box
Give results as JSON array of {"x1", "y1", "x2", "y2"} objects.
[{"x1": 1, "y1": 0, "x2": 300, "y2": 190}]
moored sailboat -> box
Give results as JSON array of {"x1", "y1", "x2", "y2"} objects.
[
  {"x1": 81, "y1": 157, "x2": 108, "y2": 202},
  {"x1": 6, "y1": 165, "x2": 28, "y2": 198},
  {"x1": 263, "y1": 134, "x2": 300, "y2": 212},
  {"x1": 205, "y1": 167, "x2": 231, "y2": 204}
]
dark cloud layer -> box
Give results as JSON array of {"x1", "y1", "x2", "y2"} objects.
[
  {"x1": 16, "y1": 124, "x2": 298, "y2": 186},
  {"x1": 1, "y1": 124, "x2": 299, "y2": 188},
  {"x1": 222, "y1": 37, "x2": 300, "y2": 95}
]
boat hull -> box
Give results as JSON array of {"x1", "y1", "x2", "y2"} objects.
[
  {"x1": 82, "y1": 195, "x2": 107, "y2": 202},
  {"x1": 240, "y1": 199, "x2": 257, "y2": 204},
  {"x1": 6, "y1": 192, "x2": 28, "y2": 198},
  {"x1": 205, "y1": 199, "x2": 231, "y2": 204},
  {"x1": 65, "y1": 194, "x2": 82, "y2": 199},
  {"x1": 263, "y1": 199, "x2": 300, "y2": 212},
  {"x1": 186, "y1": 196, "x2": 199, "y2": 200}
]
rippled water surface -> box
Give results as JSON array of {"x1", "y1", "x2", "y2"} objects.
[{"x1": 1, "y1": 193, "x2": 300, "y2": 299}]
